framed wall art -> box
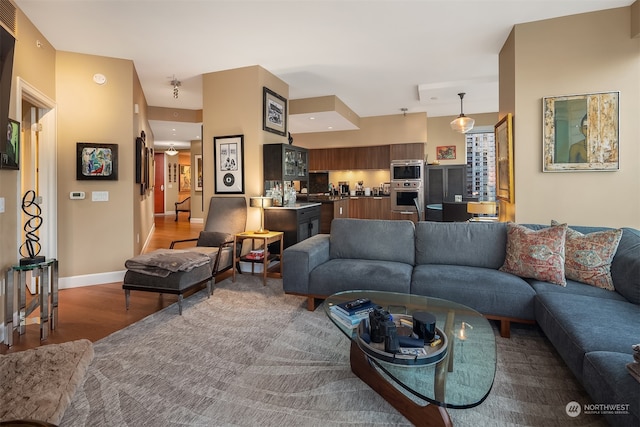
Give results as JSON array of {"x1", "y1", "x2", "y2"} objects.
[
  {"x1": 263, "y1": 87, "x2": 287, "y2": 136},
  {"x1": 495, "y1": 113, "x2": 514, "y2": 203},
  {"x1": 179, "y1": 164, "x2": 191, "y2": 191},
  {"x1": 214, "y1": 134, "x2": 244, "y2": 194},
  {"x1": 76, "y1": 142, "x2": 118, "y2": 180},
  {"x1": 194, "y1": 154, "x2": 203, "y2": 191},
  {"x1": 1, "y1": 118, "x2": 20, "y2": 169},
  {"x1": 542, "y1": 91, "x2": 619, "y2": 172},
  {"x1": 436, "y1": 145, "x2": 456, "y2": 160}
]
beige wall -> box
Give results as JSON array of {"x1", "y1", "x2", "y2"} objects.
[
  {"x1": 507, "y1": 7, "x2": 640, "y2": 228},
  {"x1": 202, "y1": 65, "x2": 289, "y2": 232},
  {"x1": 55, "y1": 51, "x2": 137, "y2": 277}
]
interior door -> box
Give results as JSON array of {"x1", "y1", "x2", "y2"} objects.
[{"x1": 154, "y1": 152, "x2": 165, "y2": 213}]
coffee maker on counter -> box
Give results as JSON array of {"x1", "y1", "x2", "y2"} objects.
[{"x1": 338, "y1": 181, "x2": 350, "y2": 196}]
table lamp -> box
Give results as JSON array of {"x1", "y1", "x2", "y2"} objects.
[{"x1": 250, "y1": 196, "x2": 273, "y2": 234}]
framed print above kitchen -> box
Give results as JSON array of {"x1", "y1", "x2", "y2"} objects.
[
  {"x1": 542, "y1": 91, "x2": 619, "y2": 172},
  {"x1": 214, "y1": 134, "x2": 244, "y2": 194},
  {"x1": 263, "y1": 87, "x2": 287, "y2": 136}
]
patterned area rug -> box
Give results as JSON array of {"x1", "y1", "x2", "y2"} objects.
[
  {"x1": 0, "y1": 339, "x2": 94, "y2": 425},
  {"x1": 62, "y1": 276, "x2": 606, "y2": 426}
]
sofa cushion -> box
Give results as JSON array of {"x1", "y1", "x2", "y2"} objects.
[
  {"x1": 583, "y1": 351, "x2": 639, "y2": 427},
  {"x1": 610, "y1": 228, "x2": 640, "y2": 304},
  {"x1": 309, "y1": 258, "x2": 412, "y2": 296},
  {"x1": 535, "y1": 292, "x2": 640, "y2": 381},
  {"x1": 415, "y1": 221, "x2": 507, "y2": 268},
  {"x1": 500, "y1": 222, "x2": 567, "y2": 286},
  {"x1": 551, "y1": 220, "x2": 622, "y2": 290},
  {"x1": 329, "y1": 219, "x2": 415, "y2": 265},
  {"x1": 411, "y1": 265, "x2": 536, "y2": 320},
  {"x1": 529, "y1": 278, "x2": 628, "y2": 302}
]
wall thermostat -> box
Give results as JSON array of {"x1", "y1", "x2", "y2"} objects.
[{"x1": 70, "y1": 191, "x2": 85, "y2": 200}]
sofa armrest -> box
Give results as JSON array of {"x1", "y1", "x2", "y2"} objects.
[{"x1": 282, "y1": 234, "x2": 330, "y2": 295}]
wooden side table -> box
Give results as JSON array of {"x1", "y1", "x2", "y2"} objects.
[
  {"x1": 4, "y1": 259, "x2": 58, "y2": 346},
  {"x1": 233, "y1": 231, "x2": 284, "y2": 286}
]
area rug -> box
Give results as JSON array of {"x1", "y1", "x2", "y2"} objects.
[
  {"x1": 0, "y1": 339, "x2": 94, "y2": 425},
  {"x1": 61, "y1": 276, "x2": 606, "y2": 426}
]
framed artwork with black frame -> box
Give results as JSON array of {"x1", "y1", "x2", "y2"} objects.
[
  {"x1": 542, "y1": 91, "x2": 619, "y2": 172},
  {"x1": 263, "y1": 87, "x2": 287, "y2": 136},
  {"x1": 76, "y1": 142, "x2": 118, "y2": 180},
  {"x1": 1, "y1": 118, "x2": 20, "y2": 169},
  {"x1": 194, "y1": 154, "x2": 203, "y2": 192},
  {"x1": 214, "y1": 134, "x2": 244, "y2": 194}
]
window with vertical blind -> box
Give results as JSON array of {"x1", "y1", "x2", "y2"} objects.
[{"x1": 465, "y1": 130, "x2": 496, "y2": 201}]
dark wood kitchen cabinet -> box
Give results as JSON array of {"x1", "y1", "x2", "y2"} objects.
[
  {"x1": 390, "y1": 143, "x2": 425, "y2": 161},
  {"x1": 264, "y1": 204, "x2": 321, "y2": 250}
]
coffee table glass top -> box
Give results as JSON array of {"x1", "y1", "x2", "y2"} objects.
[{"x1": 324, "y1": 290, "x2": 496, "y2": 409}]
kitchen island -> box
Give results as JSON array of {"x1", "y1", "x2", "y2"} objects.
[{"x1": 264, "y1": 202, "x2": 321, "y2": 250}]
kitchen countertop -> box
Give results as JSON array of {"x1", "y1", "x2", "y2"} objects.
[{"x1": 264, "y1": 202, "x2": 321, "y2": 210}]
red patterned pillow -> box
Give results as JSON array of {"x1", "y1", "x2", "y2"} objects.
[
  {"x1": 551, "y1": 221, "x2": 622, "y2": 290},
  {"x1": 500, "y1": 223, "x2": 567, "y2": 286}
]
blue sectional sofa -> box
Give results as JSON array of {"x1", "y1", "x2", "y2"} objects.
[{"x1": 282, "y1": 218, "x2": 640, "y2": 426}]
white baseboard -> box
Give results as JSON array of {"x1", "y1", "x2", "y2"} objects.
[{"x1": 59, "y1": 270, "x2": 127, "y2": 289}]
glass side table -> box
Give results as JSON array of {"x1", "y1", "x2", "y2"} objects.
[{"x1": 3, "y1": 259, "x2": 58, "y2": 346}]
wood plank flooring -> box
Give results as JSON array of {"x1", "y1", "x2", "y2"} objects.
[{"x1": 0, "y1": 214, "x2": 231, "y2": 355}]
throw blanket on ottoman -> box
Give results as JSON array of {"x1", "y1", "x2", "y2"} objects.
[
  {"x1": 0, "y1": 339, "x2": 94, "y2": 425},
  {"x1": 125, "y1": 249, "x2": 211, "y2": 277}
]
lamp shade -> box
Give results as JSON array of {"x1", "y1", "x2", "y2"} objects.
[
  {"x1": 250, "y1": 196, "x2": 273, "y2": 209},
  {"x1": 450, "y1": 116, "x2": 475, "y2": 133},
  {"x1": 467, "y1": 201, "x2": 497, "y2": 215}
]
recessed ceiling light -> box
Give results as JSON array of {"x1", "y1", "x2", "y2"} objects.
[
  {"x1": 328, "y1": 126, "x2": 333, "y2": 130},
  {"x1": 309, "y1": 117, "x2": 315, "y2": 120}
]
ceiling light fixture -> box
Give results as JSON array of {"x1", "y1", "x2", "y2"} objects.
[
  {"x1": 450, "y1": 92, "x2": 475, "y2": 134},
  {"x1": 170, "y1": 75, "x2": 181, "y2": 99},
  {"x1": 165, "y1": 144, "x2": 178, "y2": 156},
  {"x1": 400, "y1": 107, "x2": 408, "y2": 117}
]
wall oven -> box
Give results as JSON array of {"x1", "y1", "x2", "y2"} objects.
[
  {"x1": 390, "y1": 180, "x2": 424, "y2": 218},
  {"x1": 391, "y1": 159, "x2": 424, "y2": 181}
]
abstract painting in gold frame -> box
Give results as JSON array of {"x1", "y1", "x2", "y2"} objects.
[{"x1": 495, "y1": 113, "x2": 514, "y2": 203}]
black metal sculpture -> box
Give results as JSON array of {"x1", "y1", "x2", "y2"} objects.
[{"x1": 19, "y1": 190, "x2": 45, "y2": 265}]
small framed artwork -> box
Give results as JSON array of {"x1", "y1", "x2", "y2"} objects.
[
  {"x1": 179, "y1": 164, "x2": 191, "y2": 191},
  {"x1": 1, "y1": 118, "x2": 20, "y2": 169},
  {"x1": 194, "y1": 154, "x2": 203, "y2": 192},
  {"x1": 214, "y1": 134, "x2": 244, "y2": 194},
  {"x1": 76, "y1": 142, "x2": 118, "y2": 180},
  {"x1": 542, "y1": 91, "x2": 619, "y2": 172},
  {"x1": 436, "y1": 145, "x2": 456, "y2": 160},
  {"x1": 135, "y1": 136, "x2": 145, "y2": 184},
  {"x1": 263, "y1": 87, "x2": 287, "y2": 136},
  {"x1": 495, "y1": 113, "x2": 514, "y2": 203}
]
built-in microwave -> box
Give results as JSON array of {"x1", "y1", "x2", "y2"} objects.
[{"x1": 391, "y1": 159, "x2": 424, "y2": 181}]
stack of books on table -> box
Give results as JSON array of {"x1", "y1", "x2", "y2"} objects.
[
  {"x1": 329, "y1": 298, "x2": 377, "y2": 329},
  {"x1": 245, "y1": 249, "x2": 267, "y2": 260}
]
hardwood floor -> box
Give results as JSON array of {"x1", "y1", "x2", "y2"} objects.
[{"x1": 0, "y1": 214, "x2": 229, "y2": 355}]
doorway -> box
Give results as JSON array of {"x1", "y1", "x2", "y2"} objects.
[{"x1": 16, "y1": 77, "x2": 57, "y2": 261}]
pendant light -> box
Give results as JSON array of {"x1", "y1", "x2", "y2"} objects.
[
  {"x1": 165, "y1": 144, "x2": 178, "y2": 156},
  {"x1": 450, "y1": 92, "x2": 475, "y2": 134}
]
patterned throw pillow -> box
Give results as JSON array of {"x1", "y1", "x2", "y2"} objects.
[
  {"x1": 500, "y1": 222, "x2": 567, "y2": 286},
  {"x1": 551, "y1": 220, "x2": 622, "y2": 290}
]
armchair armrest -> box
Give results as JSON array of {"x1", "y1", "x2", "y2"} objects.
[{"x1": 169, "y1": 237, "x2": 198, "y2": 249}]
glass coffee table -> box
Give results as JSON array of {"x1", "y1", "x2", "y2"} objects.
[{"x1": 324, "y1": 290, "x2": 496, "y2": 427}]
